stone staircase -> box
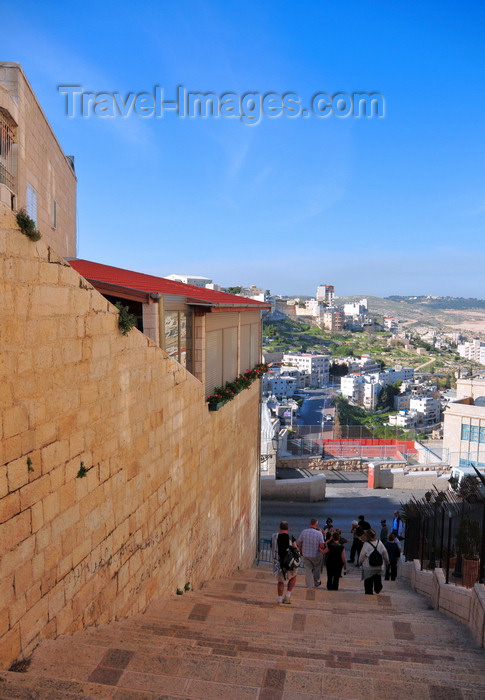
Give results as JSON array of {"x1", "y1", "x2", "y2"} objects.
[{"x1": 1, "y1": 565, "x2": 485, "y2": 699}]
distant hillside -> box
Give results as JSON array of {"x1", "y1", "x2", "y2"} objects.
[
  {"x1": 386, "y1": 296, "x2": 485, "y2": 310},
  {"x1": 335, "y1": 295, "x2": 485, "y2": 331}
]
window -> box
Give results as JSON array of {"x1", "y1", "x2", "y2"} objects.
[
  {"x1": 164, "y1": 309, "x2": 193, "y2": 370},
  {"x1": 165, "y1": 311, "x2": 179, "y2": 359},
  {"x1": 461, "y1": 424, "x2": 470, "y2": 441},
  {"x1": 480, "y1": 427, "x2": 485, "y2": 444},
  {"x1": 51, "y1": 198, "x2": 57, "y2": 229},
  {"x1": 470, "y1": 426, "x2": 479, "y2": 443},
  {"x1": 26, "y1": 183, "x2": 37, "y2": 224},
  {"x1": 0, "y1": 112, "x2": 16, "y2": 190}
]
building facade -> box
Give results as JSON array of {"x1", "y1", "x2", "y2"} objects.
[
  {"x1": 316, "y1": 284, "x2": 335, "y2": 305},
  {"x1": 282, "y1": 353, "x2": 330, "y2": 387},
  {"x1": 0, "y1": 62, "x2": 77, "y2": 258},
  {"x1": 443, "y1": 376, "x2": 485, "y2": 467}
]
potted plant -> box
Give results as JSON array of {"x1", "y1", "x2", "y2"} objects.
[{"x1": 455, "y1": 518, "x2": 481, "y2": 587}]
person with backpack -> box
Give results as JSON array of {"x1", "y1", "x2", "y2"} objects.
[
  {"x1": 358, "y1": 529, "x2": 389, "y2": 595},
  {"x1": 271, "y1": 521, "x2": 300, "y2": 605}
]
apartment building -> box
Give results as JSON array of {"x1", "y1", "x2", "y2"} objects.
[
  {"x1": 457, "y1": 339, "x2": 485, "y2": 365},
  {"x1": 443, "y1": 376, "x2": 485, "y2": 467},
  {"x1": 409, "y1": 396, "x2": 441, "y2": 427},
  {"x1": 264, "y1": 375, "x2": 298, "y2": 399},
  {"x1": 316, "y1": 284, "x2": 334, "y2": 305},
  {"x1": 282, "y1": 352, "x2": 330, "y2": 386},
  {"x1": 343, "y1": 298, "x2": 368, "y2": 316},
  {"x1": 388, "y1": 410, "x2": 417, "y2": 429},
  {"x1": 322, "y1": 307, "x2": 344, "y2": 331},
  {"x1": 380, "y1": 366, "x2": 415, "y2": 385}
]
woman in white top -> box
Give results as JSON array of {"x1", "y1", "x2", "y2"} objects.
[{"x1": 358, "y1": 529, "x2": 389, "y2": 595}]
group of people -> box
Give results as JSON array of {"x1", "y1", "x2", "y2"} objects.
[{"x1": 272, "y1": 510, "x2": 404, "y2": 604}]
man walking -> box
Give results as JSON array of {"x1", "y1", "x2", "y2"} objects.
[
  {"x1": 271, "y1": 521, "x2": 298, "y2": 605},
  {"x1": 297, "y1": 518, "x2": 325, "y2": 588},
  {"x1": 392, "y1": 510, "x2": 404, "y2": 540}
]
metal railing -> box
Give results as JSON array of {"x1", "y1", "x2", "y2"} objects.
[{"x1": 402, "y1": 473, "x2": 485, "y2": 586}]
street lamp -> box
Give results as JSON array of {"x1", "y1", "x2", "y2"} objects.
[{"x1": 260, "y1": 435, "x2": 280, "y2": 464}]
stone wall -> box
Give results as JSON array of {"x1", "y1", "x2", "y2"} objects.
[
  {"x1": 402, "y1": 560, "x2": 485, "y2": 648},
  {"x1": 0, "y1": 211, "x2": 260, "y2": 668}
]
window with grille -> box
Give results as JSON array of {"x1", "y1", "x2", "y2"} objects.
[{"x1": 0, "y1": 112, "x2": 16, "y2": 191}]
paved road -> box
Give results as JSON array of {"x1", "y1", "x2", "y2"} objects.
[{"x1": 260, "y1": 470, "x2": 429, "y2": 545}]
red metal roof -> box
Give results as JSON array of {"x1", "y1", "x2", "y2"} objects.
[{"x1": 68, "y1": 259, "x2": 271, "y2": 310}]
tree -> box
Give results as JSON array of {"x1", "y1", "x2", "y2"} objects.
[
  {"x1": 330, "y1": 361, "x2": 349, "y2": 377},
  {"x1": 227, "y1": 286, "x2": 242, "y2": 295},
  {"x1": 376, "y1": 382, "x2": 401, "y2": 410}
]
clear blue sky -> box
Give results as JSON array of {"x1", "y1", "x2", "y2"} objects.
[{"x1": 3, "y1": 1, "x2": 485, "y2": 298}]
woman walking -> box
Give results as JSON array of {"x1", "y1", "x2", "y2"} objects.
[{"x1": 358, "y1": 529, "x2": 389, "y2": 595}]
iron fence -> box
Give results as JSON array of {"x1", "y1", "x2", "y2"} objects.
[{"x1": 402, "y1": 470, "x2": 485, "y2": 586}]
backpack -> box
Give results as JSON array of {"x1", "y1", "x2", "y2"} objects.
[
  {"x1": 282, "y1": 544, "x2": 301, "y2": 572},
  {"x1": 368, "y1": 541, "x2": 383, "y2": 566}
]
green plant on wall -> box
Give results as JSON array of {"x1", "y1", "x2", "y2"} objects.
[
  {"x1": 16, "y1": 209, "x2": 42, "y2": 241},
  {"x1": 77, "y1": 461, "x2": 88, "y2": 478},
  {"x1": 115, "y1": 301, "x2": 136, "y2": 336}
]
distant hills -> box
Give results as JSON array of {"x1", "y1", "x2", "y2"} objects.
[
  {"x1": 334, "y1": 295, "x2": 485, "y2": 331},
  {"x1": 385, "y1": 296, "x2": 485, "y2": 310}
]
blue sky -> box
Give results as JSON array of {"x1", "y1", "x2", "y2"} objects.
[{"x1": 3, "y1": 1, "x2": 485, "y2": 298}]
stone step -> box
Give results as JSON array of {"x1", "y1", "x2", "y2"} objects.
[{"x1": 1, "y1": 565, "x2": 484, "y2": 699}]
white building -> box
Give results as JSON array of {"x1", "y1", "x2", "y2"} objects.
[
  {"x1": 165, "y1": 274, "x2": 213, "y2": 288},
  {"x1": 363, "y1": 378, "x2": 382, "y2": 411},
  {"x1": 380, "y1": 366, "x2": 414, "y2": 386},
  {"x1": 294, "y1": 299, "x2": 326, "y2": 318},
  {"x1": 316, "y1": 284, "x2": 335, "y2": 306},
  {"x1": 265, "y1": 375, "x2": 298, "y2": 399},
  {"x1": 388, "y1": 410, "x2": 417, "y2": 429},
  {"x1": 457, "y1": 339, "x2": 485, "y2": 365},
  {"x1": 343, "y1": 299, "x2": 368, "y2": 317},
  {"x1": 282, "y1": 353, "x2": 329, "y2": 387},
  {"x1": 340, "y1": 373, "x2": 365, "y2": 403},
  {"x1": 409, "y1": 396, "x2": 441, "y2": 427}
]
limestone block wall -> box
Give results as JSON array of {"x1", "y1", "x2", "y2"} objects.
[{"x1": 0, "y1": 210, "x2": 260, "y2": 668}]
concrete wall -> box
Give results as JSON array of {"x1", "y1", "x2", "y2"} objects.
[
  {"x1": 0, "y1": 211, "x2": 260, "y2": 668},
  {"x1": 260, "y1": 473, "x2": 326, "y2": 502},
  {"x1": 0, "y1": 63, "x2": 77, "y2": 259},
  {"x1": 373, "y1": 466, "x2": 450, "y2": 490},
  {"x1": 402, "y1": 560, "x2": 485, "y2": 647}
]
